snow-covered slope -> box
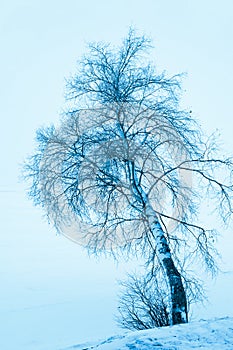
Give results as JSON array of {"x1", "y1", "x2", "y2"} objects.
[{"x1": 63, "y1": 317, "x2": 233, "y2": 350}]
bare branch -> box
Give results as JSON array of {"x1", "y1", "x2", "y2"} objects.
[{"x1": 23, "y1": 29, "x2": 233, "y2": 326}]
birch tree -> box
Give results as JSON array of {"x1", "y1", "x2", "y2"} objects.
[{"x1": 24, "y1": 30, "x2": 233, "y2": 325}]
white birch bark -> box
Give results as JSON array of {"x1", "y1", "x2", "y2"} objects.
[{"x1": 128, "y1": 159, "x2": 188, "y2": 324}]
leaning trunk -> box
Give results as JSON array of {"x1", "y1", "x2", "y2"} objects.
[
  {"x1": 127, "y1": 159, "x2": 188, "y2": 325},
  {"x1": 163, "y1": 256, "x2": 188, "y2": 324},
  {"x1": 145, "y1": 203, "x2": 188, "y2": 325}
]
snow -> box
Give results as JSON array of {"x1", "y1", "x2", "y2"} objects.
[{"x1": 62, "y1": 317, "x2": 233, "y2": 350}]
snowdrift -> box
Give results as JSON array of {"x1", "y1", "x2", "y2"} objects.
[{"x1": 63, "y1": 317, "x2": 233, "y2": 349}]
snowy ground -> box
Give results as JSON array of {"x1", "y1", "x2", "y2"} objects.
[{"x1": 62, "y1": 317, "x2": 233, "y2": 350}]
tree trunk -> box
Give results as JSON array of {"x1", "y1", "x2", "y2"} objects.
[
  {"x1": 163, "y1": 257, "x2": 188, "y2": 324},
  {"x1": 145, "y1": 204, "x2": 188, "y2": 325},
  {"x1": 128, "y1": 160, "x2": 188, "y2": 324}
]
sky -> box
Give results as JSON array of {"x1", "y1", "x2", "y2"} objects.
[{"x1": 0, "y1": 1, "x2": 233, "y2": 349}]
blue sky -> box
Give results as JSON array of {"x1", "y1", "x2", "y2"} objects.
[{"x1": 0, "y1": 1, "x2": 233, "y2": 349}]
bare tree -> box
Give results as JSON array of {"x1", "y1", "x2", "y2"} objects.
[{"x1": 24, "y1": 29, "x2": 233, "y2": 325}]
